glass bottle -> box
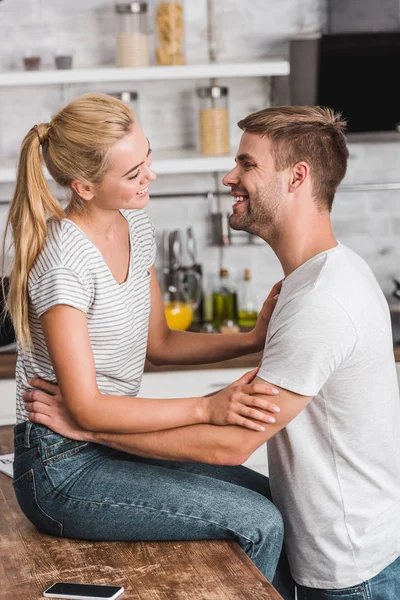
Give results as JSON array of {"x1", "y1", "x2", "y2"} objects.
[
  {"x1": 155, "y1": 1, "x2": 185, "y2": 65},
  {"x1": 115, "y1": 2, "x2": 150, "y2": 67},
  {"x1": 212, "y1": 268, "x2": 238, "y2": 330},
  {"x1": 196, "y1": 86, "x2": 230, "y2": 155},
  {"x1": 238, "y1": 268, "x2": 258, "y2": 329}
]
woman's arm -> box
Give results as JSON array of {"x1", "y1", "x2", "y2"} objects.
[
  {"x1": 40, "y1": 305, "x2": 280, "y2": 434},
  {"x1": 146, "y1": 266, "x2": 281, "y2": 366},
  {"x1": 24, "y1": 377, "x2": 310, "y2": 466}
]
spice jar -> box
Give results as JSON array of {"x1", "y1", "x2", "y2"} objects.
[
  {"x1": 108, "y1": 91, "x2": 140, "y2": 122},
  {"x1": 197, "y1": 86, "x2": 230, "y2": 155},
  {"x1": 115, "y1": 2, "x2": 150, "y2": 67},
  {"x1": 155, "y1": 2, "x2": 185, "y2": 65}
]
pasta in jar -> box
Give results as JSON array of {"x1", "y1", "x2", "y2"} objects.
[{"x1": 155, "y1": 2, "x2": 185, "y2": 66}]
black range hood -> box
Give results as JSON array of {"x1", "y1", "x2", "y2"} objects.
[{"x1": 290, "y1": 32, "x2": 400, "y2": 134}]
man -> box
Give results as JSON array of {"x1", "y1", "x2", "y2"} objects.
[{"x1": 24, "y1": 106, "x2": 400, "y2": 599}]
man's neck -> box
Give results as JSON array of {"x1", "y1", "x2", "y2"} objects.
[{"x1": 271, "y1": 214, "x2": 338, "y2": 277}]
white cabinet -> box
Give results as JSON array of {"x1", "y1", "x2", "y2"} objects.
[
  {"x1": 140, "y1": 368, "x2": 268, "y2": 475},
  {"x1": 0, "y1": 379, "x2": 16, "y2": 426}
]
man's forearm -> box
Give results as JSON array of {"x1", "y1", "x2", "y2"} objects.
[
  {"x1": 149, "y1": 329, "x2": 258, "y2": 366},
  {"x1": 89, "y1": 423, "x2": 250, "y2": 466}
]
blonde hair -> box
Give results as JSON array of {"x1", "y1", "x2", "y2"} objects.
[
  {"x1": 2, "y1": 93, "x2": 133, "y2": 349},
  {"x1": 238, "y1": 105, "x2": 349, "y2": 212}
]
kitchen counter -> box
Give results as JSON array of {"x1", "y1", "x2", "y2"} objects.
[{"x1": 1, "y1": 346, "x2": 400, "y2": 380}]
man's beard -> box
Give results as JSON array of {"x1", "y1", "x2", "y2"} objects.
[{"x1": 229, "y1": 183, "x2": 281, "y2": 243}]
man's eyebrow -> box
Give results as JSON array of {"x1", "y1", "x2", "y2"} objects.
[
  {"x1": 122, "y1": 139, "x2": 151, "y2": 177},
  {"x1": 235, "y1": 153, "x2": 257, "y2": 164}
]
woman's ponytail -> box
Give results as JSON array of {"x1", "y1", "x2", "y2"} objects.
[
  {"x1": 2, "y1": 92, "x2": 134, "y2": 350},
  {"x1": 2, "y1": 123, "x2": 64, "y2": 349}
]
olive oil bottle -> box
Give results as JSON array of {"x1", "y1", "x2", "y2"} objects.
[
  {"x1": 212, "y1": 268, "x2": 238, "y2": 329},
  {"x1": 238, "y1": 268, "x2": 258, "y2": 328}
]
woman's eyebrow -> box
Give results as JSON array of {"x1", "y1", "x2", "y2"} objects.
[{"x1": 122, "y1": 139, "x2": 151, "y2": 177}]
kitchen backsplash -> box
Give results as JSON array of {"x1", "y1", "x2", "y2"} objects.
[{"x1": 0, "y1": 0, "x2": 400, "y2": 309}]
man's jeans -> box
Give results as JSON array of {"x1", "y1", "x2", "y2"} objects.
[
  {"x1": 274, "y1": 541, "x2": 400, "y2": 600},
  {"x1": 13, "y1": 422, "x2": 283, "y2": 582}
]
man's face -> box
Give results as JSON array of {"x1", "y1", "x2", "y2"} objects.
[{"x1": 222, "y1": 132, "x2": 285, "y2": 240}]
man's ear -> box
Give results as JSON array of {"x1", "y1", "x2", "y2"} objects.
[
  {"x1": 288, "y1": 161, "x2": 309, "y2": 192},
  {"x1": 71, "y1": 179, "x2": 95, "y2": 201}
]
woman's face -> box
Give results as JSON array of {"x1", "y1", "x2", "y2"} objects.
[{"x1": 91, "y1": 123, "x2": 156, "y2": 211}]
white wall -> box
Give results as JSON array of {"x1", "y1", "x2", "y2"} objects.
[{"x1": 0, "y1": 0, "x2": 400, "y2": 310}]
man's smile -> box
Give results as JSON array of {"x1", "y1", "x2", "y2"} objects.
[{"x1": 231, "y1": 189, "x2": 250, "y2": 212}]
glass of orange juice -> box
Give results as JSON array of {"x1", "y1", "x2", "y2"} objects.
[
  {"x1": 164, "y1": 301, "x2": 193, "y2": 330},
  {"x1": 163, "y1": 268, "x2": 202, "y2": 330}
]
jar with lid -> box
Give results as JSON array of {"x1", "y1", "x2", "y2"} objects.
[
  {"x1": 197, "y1": 86, "x2": 230, "y2": 155},
  {"x1": 155, "y1": 1, "x2": 185, "y2": 65},
  {"x1": 115, "y1": 2, "x2": 150, "y2": 67},
  {"x1": 108, "y1": 91, "x2": 140, "y2": 122}
]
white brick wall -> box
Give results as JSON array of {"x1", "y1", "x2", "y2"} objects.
[{"x1": 0, "y1": 0, "x2": 399, "y2": 310}]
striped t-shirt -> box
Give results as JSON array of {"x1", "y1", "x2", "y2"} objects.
[{"x1": 15, "y1": 209, "x2": 156, "y2": 424}]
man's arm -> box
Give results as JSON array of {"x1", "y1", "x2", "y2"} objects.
[{"x1": 89, "y1": 377, "x2": 312, "y2": 465}]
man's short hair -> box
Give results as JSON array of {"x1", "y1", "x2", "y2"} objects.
[{"x1": 238, "y1": 105, "x2": 349, "y2": 212}]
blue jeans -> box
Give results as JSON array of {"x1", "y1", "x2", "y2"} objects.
[
  {"x1": 273, "y1": 539, "x2": 400, "y2": 600},
  {"x1": 13, "y1": 422, "x2": 283, "y2": 582}
]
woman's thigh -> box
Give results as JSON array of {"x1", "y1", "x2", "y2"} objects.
[
  {"x1": 27, "y1": 440, "x2": 279, "y2": 543},
  {"x1": 117, "y1": 452, "x2": 273, "y2": 499}
]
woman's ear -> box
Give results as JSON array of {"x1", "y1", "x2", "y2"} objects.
[
  {"x1": 288, "y1": 161, "x2": 308, "y2": 192},
  {"x1": 71, "y1": 179, "x2": 94, "y2": 201}
]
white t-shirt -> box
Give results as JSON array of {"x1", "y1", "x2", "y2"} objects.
[
  {"x1": 258, "y1": 243, "x2": 400, "y2": 588},
  {"x1": 16, "y1": 209, "x2": 156, "y2": 424}
]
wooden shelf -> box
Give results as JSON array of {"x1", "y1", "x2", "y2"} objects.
[
  {"x1": 0, "y1": 149, "x2": 236, "y2": 183},
  {"x1": 0, "y1": 59, "x2": 289, "y2": 88}
]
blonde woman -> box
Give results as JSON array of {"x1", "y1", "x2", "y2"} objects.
[{"x1": 5, "y1": 93, "x2": 283, "y2": 581}]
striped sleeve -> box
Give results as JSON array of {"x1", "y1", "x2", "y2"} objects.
[{"x1": 29, "y1": 267, "x2": 92, "y2": 317}]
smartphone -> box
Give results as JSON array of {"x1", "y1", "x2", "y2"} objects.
[{"x1": 43, "y1": 582, "x2": 124, "y2": 600}]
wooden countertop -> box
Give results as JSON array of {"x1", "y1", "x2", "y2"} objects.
[
  {"x1": 1, "y1": 346, "x2": 400, "y2": 380},
  {"x1": 0, "y1": 425, "x2": 283, "y2": 600}
]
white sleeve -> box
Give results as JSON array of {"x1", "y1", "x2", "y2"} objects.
[
  {"x1": 258, "y1": 292, "x2": 358, "y2": 397},
  {"x1": 29, "y1": 267, "x2": 93, "y2": 317}
]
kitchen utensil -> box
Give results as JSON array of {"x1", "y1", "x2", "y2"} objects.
[
  {"x1": 169, "y1": 229, "x2": 183, "y2": 271},
  {"x1": 186, "y1": 226, "x2": 197, "y2": 267},
  {"x1": 210, "y1": 212, "x2": 231, "y2": 246},
  {"x1": 186, "y1": 227, "x2": 204, "y2": 325}
]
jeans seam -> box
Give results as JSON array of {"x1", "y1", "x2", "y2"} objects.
[
  {"x1": 46, "y1": 488, "x2": 257, "y2": 553},
  {"x1": 19, "y1": 469, "x2": 64, "y2": 536},
  {"x1": 363, "y1": 581, "x2": 372, "y2": 600}
]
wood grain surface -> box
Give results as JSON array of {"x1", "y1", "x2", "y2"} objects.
[{"x1": 0, "y1": 426, "x2": 282, "y2": 600}]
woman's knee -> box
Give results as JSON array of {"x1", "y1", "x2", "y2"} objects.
[{"x1": 259, "y1": 501, "x2": 284, "y2": 544}]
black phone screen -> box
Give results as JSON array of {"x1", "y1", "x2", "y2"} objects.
[{"x1": 44, "y1": 582, "x2": 123, "y2": 598}]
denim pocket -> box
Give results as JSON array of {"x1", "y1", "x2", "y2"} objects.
[
  {"x1": 323, "y1": 583, "x2": 367, "y2": 598},
  {"x1": 42, "y1": 438, "x2": 89, "y2": 464},
  {"x1": 13, "y1": 469, "x2": 63, "y2": 536}
]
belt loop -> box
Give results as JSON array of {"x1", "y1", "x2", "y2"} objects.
[{"x1": 24, "y1": 421, "x2": 33, "y2": 448}]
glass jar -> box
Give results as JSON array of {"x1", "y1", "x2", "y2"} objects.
[
  {"x1": 108, "y1": 91, "x2": 140, "y2": 122},
  {"x1": 115, "y1": 2, "x2": 150, "y2": 67},
  {"x1": 197, "y1": 86, "x2": 230, "y2": 155},
  {"x1": 155, "y1": 2, "x2": 185, "y2": 65}
]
